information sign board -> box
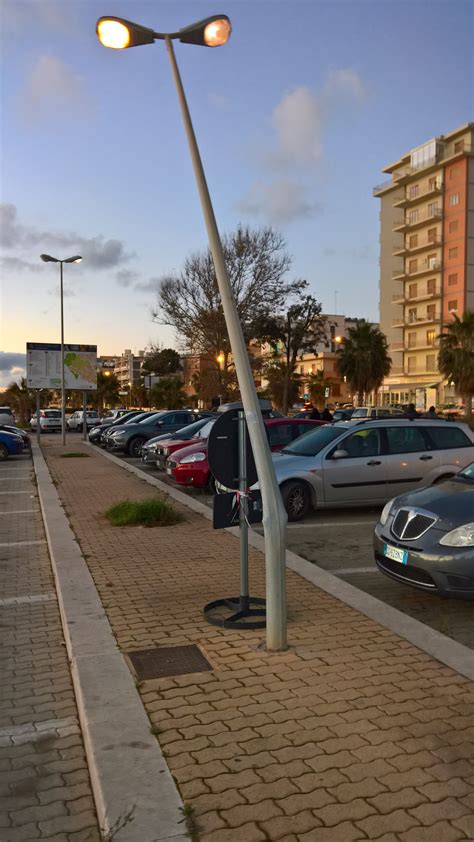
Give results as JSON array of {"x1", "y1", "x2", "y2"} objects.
[{"x1": 27, "y1": 343, "x2": 97, "y2": 390}]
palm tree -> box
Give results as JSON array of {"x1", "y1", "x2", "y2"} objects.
[
  {"x1": 2, "y1": 378, "x2": 39, "y2": 426},
  {"x1": 151, "y1": 377, "x2": 187, "y2": 409},
  {"x1": 438, "y1": 311, "x2": 474, "y2": 416},
  {"x1": 306, "y1": 371, "x2": 334, "y2": 407},
  {"x1": 94, "y1": 372, "x2": 120, "y2": 414},
  {"x1": 263, "y1": 362, "x2": 301, "y2": 411},
  {"x1": 336, "y1": 321, "x2": 391, "y2": 406}
]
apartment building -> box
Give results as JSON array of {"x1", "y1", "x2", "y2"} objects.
[
  {"x1": 113, "y1": 349, "x2": 145, "y2": 388},
  {"x1": 374, "y1": 122, "x2": 473, "y2": 409}
]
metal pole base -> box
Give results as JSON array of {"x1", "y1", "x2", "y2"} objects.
[{"x1": 203, "y1": 596, "x2": 266, "y2": 630}]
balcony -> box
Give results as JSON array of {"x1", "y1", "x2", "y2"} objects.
[
  {"x1": 391, "y1": 342, "x2": 405, "y2": 351},
  {"x1": 393, "y1": 207, "x2": 443, "y2": 232},
  {"x1": 405, "y1": 342, "x2": 439, "y2": 352},
  {"x1": 393, "y1": 181, "x2": 443, "y2": 208},
  {"x1": 403, "y1": 289, "x2": 441, "y2": 304},
  {"x1": 393, "y1": 236, "x2": 443, "y2": 257},
  {"x1": 392, "y1": 319, "x2": 405, "y2": 328},
  {"x1": 405, "y1": 315, "x2": 440, "y2": 327},
  {"x1": 393, "y1": 260, "x2": 442, "y2": 282}
]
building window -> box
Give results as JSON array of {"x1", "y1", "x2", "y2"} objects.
[
  {"x1": 449, "y1": 247, "x2": 458, "y2": 259},
  {"x1": 408, "y1": 283, "x2": 418, "y2": 299},
  {"x1": 300, "y1": 365, "x2": 304, "y2": 374},
  {"x1": 408, "y1": 259, "x2": 418, "y2": 274},
  {"x1": 448, "y1": 273, "x2": 458, "y2": 286},
  {"x1": 408, "y1": 308, "x2": 417, "y2": 323},
  {"x1": 454, "y1": 139, "x2": 465, "y2": 153},
  {"x1": 428, "y1": 203, "x2": 439, "y2": 217},
  {"x1": 448, "y1": 300, "x2": 458, "y2": 312},
  {"x1": 427, "y1": 278, "x2": 436, "y2": 295},
  {"x1": 426, "y1": 330, "x2": 436, "y2": 346},
  {"x1": 449, "y1": 193, "x2": 460, "y2": 206},
  {"x1": 409, "y1": 234, "x2": 418, "y2": 248},
  {"x1": 427, "y1": 227, "x2": 437, "y2": 243},
  {"x1": 449, "y1": 219, "x2": 459, "y2": 233},
  {"x1": 409, "y1": 184, "x2": 419, "y2": 198},
  {"x1": 408, "y1": 209, "x2": 419, "y2": 224},
  {"x1": 408, "y1": 332, "x2": 417, "y2": 348},
  {"x1": 427, "y1": 304, "x2": 436, "y2": 320},
  {"x1": 407, "y1": 356, "x2": 416, "y2": 373},
  {"x1": 426, "y1": 354, "x2": 436, "y2": 372},
  {"x1": 426, "y1": 253, "x2": 438, "y2": 269},
  {"x1": 428, "y1": 177, "x2": 438, "y2": 190}
]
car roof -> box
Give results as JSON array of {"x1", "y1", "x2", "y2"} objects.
[
  {"x1": 336, "y1": 418, "x2": 469, "y2": 428},
  {"x1": 264, "y1": 417, "x2": 321, "y2": 427}
]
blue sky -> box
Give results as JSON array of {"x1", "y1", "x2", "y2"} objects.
[{"x1": 1, "y1": 0, "x2": 472, "y2": 386}]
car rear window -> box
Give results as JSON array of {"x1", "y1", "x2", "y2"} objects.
[
  {"x1": 385, "y1": 425, "x2": 428, "y2": 454},
  {"x1": 44, "y1": 410, "x2": 61, "y2": 417},
  {"x1": 282, "y1": 425, "x2": 343, "y2": 456},
  {"x1": 425, "y1": 426, "x2": 473, "y2": 450},
  {"x1": 266, "y1": 424, "x2": 294, "y2": 448}
]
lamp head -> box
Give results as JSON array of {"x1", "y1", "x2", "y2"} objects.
[
  {"x1": 40, "y1": 254, "x2": 59, "y2": 263},
  {"x1": 96, "y1": 16, "x2": 156, "y2": 49},
  {"x1": 179, "y1": 15, "x2": 231, "y2": 47},
  {"x1": 64, "y1": 255, "x2": 82, "y2": 263}
]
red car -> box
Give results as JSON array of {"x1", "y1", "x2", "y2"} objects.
[{"x1": 166, "y1": 417, "x2": 325, "y2": 491}]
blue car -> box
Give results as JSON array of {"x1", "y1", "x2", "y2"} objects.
[{"x1": 0, "y1": 429, "x2": 24, "y2": 460}]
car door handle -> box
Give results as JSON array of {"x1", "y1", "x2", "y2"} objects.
[
  {"x1": 367, "y1": 460, "x2": 381, "y2": 466},
  {"x1": 419, "y1": 455, "x2": 433, "y2": 461}
]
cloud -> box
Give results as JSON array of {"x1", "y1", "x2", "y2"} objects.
[
  {"x1": 0, "y1": 256, "x2": 42, "y2": 273},
  {"x1": 323, "y1": 68, "x2": 367, "y2": 105},
  {"x1": 18, "y1": 55, "x2": 92, "y2": 122},
  {"x1": 237, "y1": 179, "x2": 323, "y2": 225},
  {"x1": 0, "y1": 352, "x2": 26, "y2": 389},
  {"x1": 134, "y1": 277, "x2": 161, "y2": 293},
  {"x1": 2, "y1": 0, "x2": 78, "y2": 33},
  {"x1": 270, "y1": 87, "x2": 324, "y2": 169},
  {"x1": 116, "y1": 269, "x2": 140, "y2": 288},
  {"x1": 0, "y1": 204, "x2": 133, "y2": 270}
]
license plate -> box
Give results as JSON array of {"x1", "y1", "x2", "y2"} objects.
[
  {"x1": 384, "y1": 543, "x2": 408, "y2": 565},
  {"x1": 166, "y1": 467, "x2": 172, "y2": 476}
]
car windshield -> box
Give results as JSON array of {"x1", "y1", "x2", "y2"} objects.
[
  {"x1": 174, "y1": 418, "x2": 209, "y2": 439},
  {"x1": 351, "y1": 408, "x2": 368, "y2": 418},
  {"x1": 455, "y1": 463, "x2": 474, "y2": 484},
  {"x1": 137, "y1": 412, "x2": 165, "y2": 424},
  {"x1": 282, "y1": 425, "x2": 344, "y2": 456},
  {"x1": 196, "y1": 420, "x2": 215, "y2": 439}
]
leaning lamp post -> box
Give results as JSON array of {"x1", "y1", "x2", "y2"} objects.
[
  {"x1": 96, "y1": 14, "x2": 288, "y2": 650},
  {"x1": 40, "y1": 254, "x2": 82, "y2": 445}
]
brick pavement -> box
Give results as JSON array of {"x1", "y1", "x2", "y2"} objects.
[
  {"x1": 0, "y1": 454, "x2": 100, "y2": 841},
  {"x1": 42, "y1": 440, "x2": 474, "y2": 841}
]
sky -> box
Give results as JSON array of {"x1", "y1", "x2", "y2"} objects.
[{"x1": 1, "y1": 0, "x2": 473, "y2": 387}]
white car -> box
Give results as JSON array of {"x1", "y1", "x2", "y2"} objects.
[
  {"x1": 30, "y1": 409, "x2": 62, "y2": 432},
  {"x1": 67, "y1": 411, "x2": 100, "y2": 431}
]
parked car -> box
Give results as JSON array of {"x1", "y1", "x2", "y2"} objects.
[
  {"x1": 106, "y1": 410, "x2": 213, "y2": 457},
  {"x1": 0, "y1": 425, "x2": 31, "y2": 449},
  {"x1": 332, "y1": 408, "x2": 355, "y2": 422},
  {"x1": 141, "y1": 416, "x2": 215, "y2": 466},
  {"x1": 89, "y1": 410, "x2": 144, "y2": 445},
  {"x1": 374, "y1": 462, "x2": 474, "y2": 598},
  {"x1": 100, "y1": 409, "x2": 129, "y2": 423},
  {"x1": 0, "y1": 429, "x2": 24, "y2": 460},
  {"x1": 30, "y1": 409, "x2": 62, "y2": 432},
  {"x1": 99, "y1": 411, "x2": 158, "y2": 448},
  {"x1": 351, "y1": 406, "x2": 404, "y2": 420},
  {"x1": 255, "y1": 419, "x2": 474, "y2": 521},
  {"x1": 0, "y1": 407, "x2": 15, "y2": 425},
  {"x1": 216, "y1": 399, "x2": 283, "y2": 419},
  {"x1": 66, "y1": 411, "x2": 101, "y2": 431},
  {"x1": 166, "y1": 418, "x2": 327, "y2": 492}
]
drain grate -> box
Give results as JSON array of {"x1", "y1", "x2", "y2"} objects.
[{"x1": 127, "y1": 644, "x2": 212, "y2": 680}]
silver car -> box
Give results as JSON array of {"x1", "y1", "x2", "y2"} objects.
[{"x1": 262, "y1": 419, "x2": 474, "y2": 521}]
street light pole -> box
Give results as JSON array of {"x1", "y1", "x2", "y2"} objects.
[
  {"x1": 165, "y1": 37, "x2": 287, "y2": 649},
  {"x1": 40, "y1": 254, "x2": 82, "y2": 446}
]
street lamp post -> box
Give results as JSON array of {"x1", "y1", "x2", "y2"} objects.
[
  {"x1": 96, "y1": 15, "x2": 288, "y2": 650},
  {"x1": 40, "y1": 254, "x2": 82, "y2": 445}
]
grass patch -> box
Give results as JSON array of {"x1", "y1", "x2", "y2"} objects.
[
  {"x1": 60, "y1": 452, "x2": 90, "y2": 458},
  {"x1": 105, "y1": 498, "x2": 183, "y2": 528}
]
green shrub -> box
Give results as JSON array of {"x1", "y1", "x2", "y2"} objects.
[{"x1": 105, "y1": 498, "x2": 183, "y2": 527}]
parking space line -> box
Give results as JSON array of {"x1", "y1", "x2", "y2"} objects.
[
  {"x1": 0, "y1": 509, "x2": 39, "y2": 515},
  {"x1": 0, "y1": 491, "x2": 32, "y2": 495},
  {"x1": 332, "y1": 566, "x2": 378, "y2": 576},
  {"x1": 0, "y1": 539, "x2": 46, "y2": 547},
  {"x1": 0, "y1": 593, "x2": 55, "y2": 606},
  {"x1": 286, "y1": 520, "x2": 378, "y2": 529}
]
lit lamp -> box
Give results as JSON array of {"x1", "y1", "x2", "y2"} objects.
[
  {"x1": 216, "y1": 353, "x2": 225, "y2": 368},
  {"x1": 40, "y1": 253, "x2": 82, "y2": 445},
  {"x1": 96, "y1": 12, "x2": 288, "y2": 652}
]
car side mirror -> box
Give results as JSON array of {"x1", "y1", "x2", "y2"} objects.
[{"x1": 332, "y1": 449, "x2": 349, "y2": 459}]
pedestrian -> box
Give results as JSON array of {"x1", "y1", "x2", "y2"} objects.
[
  {"x1": 307, "y1": 405, "x2": 321, "y2": 420},
  {"x1": 321, "y1": 407, "x2": 333, "y2": 422},
  {"x1": 423, "y1": 405, "x2": 438, "y2": 418},
  {"x1": 403, "y1": 402, "x2": 419, "y2": 420}
]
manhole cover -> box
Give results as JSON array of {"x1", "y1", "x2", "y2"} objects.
[{"x1": 127, "y1": 645, "x2": 212, "y2": 680}]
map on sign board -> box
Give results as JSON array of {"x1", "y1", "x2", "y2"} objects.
[{"x1": 26, "y1": 343, "x2": 97, "y2": 390}]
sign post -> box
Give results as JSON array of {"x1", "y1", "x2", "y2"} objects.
[
  {"x1": 36, "y1": 391, "x2": 41, "y2": 447},
  {"x1": 82, "y1": 391, "x2": 87, "y2": 441}
]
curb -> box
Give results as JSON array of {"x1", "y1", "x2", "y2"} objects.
[
  {"x1": 32, "y1": 444, "x2": 186, "y2": 842},
  {"x1": 90, "y1": 442, "x2": 474, "y2": 682}
]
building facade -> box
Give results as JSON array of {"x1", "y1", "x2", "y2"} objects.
[
  {"x1": 374, "y1": 123, "x2": 473, "y2": 409},
  {"x1": 113, "y1": 349, "x2": 145, "y2": 388}
]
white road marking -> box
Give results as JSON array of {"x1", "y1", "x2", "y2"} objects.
[
  {"x1": 0, "y1": 539, "x2": 46, "y2": 547},
  {"x1": 0, "y1": 491, "x2": 32, "y2": 495},
  {"x1": 0, "y1": 510, "x2": 39, "y2": 515},
  {"x1": 0, "y1": 593, "x2": 55, "y2": 606},
  {"x1": 332, "y1": 566, "x2": 379, "y2": 576},
  {"x1": 0, "y1": 476, "x2": 31, "y2": 480},
  {"x1": 286, "y1": 520, "x2": 378, "y2": 529}
]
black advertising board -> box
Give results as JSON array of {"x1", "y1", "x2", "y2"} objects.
[
  {"x1": 207, "y1": 409, "x2": 258, "y2": 489},
  {"x1": 213, "y1": 490, "x2": 263, "y2": 529}
]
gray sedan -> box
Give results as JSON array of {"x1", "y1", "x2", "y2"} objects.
[{"x1": 374, "y1": 463, "x2": 474, "y2": 598}]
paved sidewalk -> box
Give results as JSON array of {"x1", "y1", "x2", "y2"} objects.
[
  {"x1": 41, "y1": 440, "x2": 474, "y2": 842},
  {"x1": 0, "y1": 453, "x2": 100, "y2": 841}
]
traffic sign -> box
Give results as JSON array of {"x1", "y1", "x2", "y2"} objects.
[
  {"x1": 324, "y1": 387, "x2": 330, "y2": 398},
  {"x1": 207, "y1": 409, "x2": 258, "y2": 489}
]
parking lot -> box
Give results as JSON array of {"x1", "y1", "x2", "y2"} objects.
[{"x1": 115, "y1": 449, "x2": 474, "y2": 650}]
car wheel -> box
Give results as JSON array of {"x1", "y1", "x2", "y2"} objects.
[
  {"x1": 281, "y1": 480, "x2": 310, "y2": 522},
  {"x1": 128, "y1": 437, "x2": 146, "y2": 458},
  {"x1": 0, "y1": 443, "x2": 9, "y2": 461}
]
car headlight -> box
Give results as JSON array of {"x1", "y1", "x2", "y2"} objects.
[
  {"x1": 439, "y1": 523, "x2": 474, "y2": 547},
  {"x1": 379, "y1": 498, "x2": 395, "y2": 526},
  {"x1": 179, "y1": 452, "x2": 206, "y2": 465}
]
